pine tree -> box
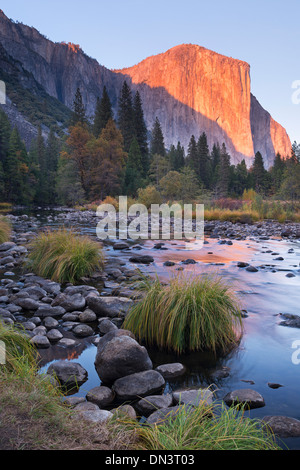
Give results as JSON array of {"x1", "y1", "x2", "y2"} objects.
[
  {"x1": 133, "y1": 91, "x2": 149, "y2": 177},
  {"x1": 215, "y1": 143, "x2": 231, "y2": 197},
  {"x1": 197, "y1": 132, "x2": 211, "y2": 188},
  {"x1": 117, "y1": 81, "x2": 135, "y2": 152},
  {"x1": 93, "y1": 86, "x2": 113, "y2": 137},
  {"x1": 4, "y1": 128, "x2": 31, "y2": 203},
  {"x1": 169, "y1": 142, "x2": 185, "y2": 170},
  {"x1": 123, "y1": 137, "x2": 143, "y2": 196},
  {"x1": 270, "y1": 153, "x2": 285, "y2": 194},
  {"x1": 252, "y1": 151, "x2": 266, "y2": 193},
  {"x1": 70, "y1": 87, "x2": 86, "y2": 126},
  {"x1": 186, "y1": 135, "x2": 199, "y2": 179},
  {"x1": 150, "y1": 117, "x2": 165, "y2": 157}
]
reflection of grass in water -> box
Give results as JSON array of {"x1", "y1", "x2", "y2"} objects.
[{"x1": 123, "y1": 273, "x2": 243, "y2": 355}]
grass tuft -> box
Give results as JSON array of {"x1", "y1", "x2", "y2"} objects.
[
  {"x1": 123, "y1": 274, "x2": 243, "y2": 354},
  {"x1": 27, "y1": 228, "x2": 104, "y2": 284},
  {"x1": 0, "y1": 216, "x2": 11, "y2": 244}
]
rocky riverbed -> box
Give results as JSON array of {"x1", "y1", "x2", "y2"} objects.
[{"x1": 2, "y1": 207, "x2": 300, "y2": 448}]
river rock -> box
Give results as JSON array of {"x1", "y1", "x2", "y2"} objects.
[
  {"x1": 155, "y1": 363, "x2": 186, "y2": 379},
  {"x1": 46, "y1": 329, "x2": 64, "y2": 341},
  {"x1": 52, "y1": 293, "x2": 86, "y2": 312},
  {"x1": 278, "y1": 313, "x2": 300, "y2": 328},
  {"x1": 173, "y1": 388, "x2": 214, "y2": 407},
  {"x1": 112, "y1": 370, "x2": 165, "y2": 401},
  {"x1": 135, "y1": 394, "x2": 173, "y2": 416},
  {"x1": 78, "y1": 309, "x2": 97, "y2": 323},
  {"x1": 146, "y1": 405, "x2": 187, "y2": 425},
  {"x1": 86, "y1": 386, "x2": 115, "y2": 407},
  {"x1": 98, "y1": 318, "x2": 118, "y2": 335},
  {"x1": 47, "y1": 360, "x2": 88, "y2": 387},
  {"x1": 262, "y1": 416, "x2": 300, "y2": 437},
  {"x1": 245, "y1": 266, "x2": 258, "y2": 272},
  {"x1": 73, "y1": 324, "x2": 94, "y2": 338},
  {"x1": 86, "y1": 295, "x2": 134, "y2": 318},
  {"x1": 129, "y1": 255, "x2": 154, "y2": 264},
  {"x1": 74, "y1": 408, "x2": 113, "y2": 423},
  {"x1": 36, "y1": 305, "x2": 66, "y2": 318},
  {"x1": 30, "y1": 334, "x2": 51, "y2": 349},
  {"x1": 94, "y1": 332, "x2": 152, "y2": 383},
  {"x1": 43, "y1": 317, "x2": 59, "y2": 329},
  {"x1": 223, "y1": 388, "x2": 265, "y2": 409},
  {"x1": 14, "y1": 298, "x2": 40, "y2": 311}
]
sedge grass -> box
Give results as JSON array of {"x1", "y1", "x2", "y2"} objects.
[
  {"x1": 0, "y1": 216, "x2": 11, "y2": 244},
  {"x1": 27, "y1": 228, "x2": 104, "y2": 284},
  {"x1": 124, "y1": 401, "x2": 281, "y2": 451},
  {"x1": 123, "y1": 274, "x2": 243, "y2": 355}
]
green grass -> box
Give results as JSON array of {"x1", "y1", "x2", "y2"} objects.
[
  {"x1": 27, "y1": 228, "x2": 104, "y2": 284},
  {"x1": 0, "y1": 216, "x2": 11, "y2": 244},
  {"x1": 122, "y1": 401, "x2": 281, "y2": 450},
  {"x1": 123, "y1": 274, "x2": 243, "y2": 354},
  {"x1": 0, "y1": 322, "x2": 135, "y2": 450}
]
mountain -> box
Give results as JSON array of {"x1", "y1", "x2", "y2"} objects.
[{"x1": 0, "y1": 9, "x2": 291, "y2": 167}]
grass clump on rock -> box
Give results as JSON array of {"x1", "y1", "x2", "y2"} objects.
[
  {"x1": 123, "y1": 274, "x2": 243, "y2": 354},
  {"x1": 27, "y1": 228, "x2": 104, "y2": 284},
  {"x1": 126, "y1": 401, "x2": 281, "y2": 451}
]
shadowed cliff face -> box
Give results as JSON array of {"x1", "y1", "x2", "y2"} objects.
[{"x1": 0, "y1": 10, "x2": 291, "y2": 168}]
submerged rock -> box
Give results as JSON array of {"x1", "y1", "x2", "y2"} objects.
[{"x1": 223, "y1": 388, "x2": 265, "y2": 409}]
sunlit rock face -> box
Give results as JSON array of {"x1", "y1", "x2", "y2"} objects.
[
  {"x1": 0, "y1": 10, "x2": 291, "y2": 168},
  {"x1": 117, "y1": 44, "x2": 291, "y2": 167}
]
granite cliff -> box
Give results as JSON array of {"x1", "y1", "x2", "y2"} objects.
[{"x1": 0, "y1": 10, "x2": 291, "y2": 167}]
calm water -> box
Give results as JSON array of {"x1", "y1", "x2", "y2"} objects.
[{"x1": 19, "y1": 208, "x2": 300, "y2": 449}]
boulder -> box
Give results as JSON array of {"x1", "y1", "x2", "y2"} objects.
[
  {"x1": 113, "y1": 370, "x2": 165, "y2": 401},
  {"x1": 262, "y1": 416, "x2": 300, "y2": 437},
  {"x1": 36, "y1": 305, "x2": 66, "y2": 318},
  {"x1": 86, "y1": 386, "x2": 115, "y2": 407},
  {"x1": 86, "y1": 295, "x2": 134, "y2": 318},
  {"x1": 52, "y1": 293, "x2": 86, "y2": 312},
  {"x1": 173, "y1": 388, "x2": 214, "y2": 407},
  {"x1": 223, "y1": 388, "x2": 265, "y2": 409},
  {"x1": 94, "y1": 331, "x2": 152, "y2": 383},
  {"x1": 73, "y1": 324, "x2": 94, "y2": 338},
  {"x1": 47, "y1": 360, "x2": 88, "y2": 387},
  {"x1": 30, "y1": 334, "x2": 51, "y2": 349},
  {"x1": 135, "y1": 394, "x2": 173, "y2": 416},
  {"x1": 129, "y1": 255, "x2": 154, "y2": 264},
  {"x1": 155, "y1": 363, "x2": 186, "y2": 379}
]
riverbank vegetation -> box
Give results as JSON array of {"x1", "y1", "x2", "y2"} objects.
[
  {"x1": 0, "y1": 322, "x2": 281, "y2": 450},
  {"x1": 1, "y1": 82, "x2": 300, "y2": 215},
  {"x1": 26, "y1": 228, "x2": 104, "y2": 284},
  {"x1": 123, "y1": 274, "x2": 243, "y2": 354},
  {"x1": 0, "y1": 216, "x2": 11, "y2": 243}
]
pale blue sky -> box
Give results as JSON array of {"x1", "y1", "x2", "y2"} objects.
[{"x1": 1, "y1": 0, "x2": 299, "y2": 143}]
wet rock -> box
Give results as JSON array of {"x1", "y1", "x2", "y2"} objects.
[
  {"x1": 135, "y1": 394, "x2": 173, "y2": 416},
  {"x1": 14, "y1": 298, "x2": 40, "y2": 311},
  {"x1": 113, "y1": 370, "x2": 165, "y2": 401},
  {"x1": 245, "y1": 266, "x2": 258, "y2": 272},
  {"x1": 147, "y1": 405, "x2": 187, "y2": 425},
  {"x1": 163, "y1": 261, "x2": 176, "y2": 267},
  {"x1": 262, "y1": 416, "x2": 300, "y2": 437},
  {"x1": 46, "y1": 329, "x2": 64, "y2": 341},
  {"x1": 181, "y1": 259, "x2": 196, "y2": 265},
  {"x1": 78, "y1": 309, "x2": 97, "y2": 323},
  {"x1": 267, "y1": 382, "x2": 284, "y2": 389},
  {"x1": 98, "y1": 318, "x2": 118, "y2": 335},
  {"x1": 86, "y1": 386, "x2": 115, "y2": 407},
  {"x1": 43, "y1": 317, "x2": 59, "y2": 329},
  {"x1": 223, "y1": 388, "x2": 265, "y2": 409},
  {"x1": 30, "y1": 334, "x2": 51, "y2": 349},
  {"x1": 113, "y1": 241, "x2": 130, "y2": 250},
  {"x1": 86, "y1": 296, "x2": 134, "y2": 318},
  {"x1": 73, "y1": 324, "x2": 94, "y2": 338},
  {"x1": 52, "y1": 293, "x2": 86, "y2": 312},
  {"x1": 129, "y1": 255, "x2": 154, "y2": 264},
  {"x1": 36, "y1": 305, "x2": 66, "y2": 318},
  {"x1": 286, "y1": 273, "x2": 296, "y2": 278},
  {"x1": 47, "y1": 360, "x2": 88, "y2": 387},
  {"x1": 278, "y1": 313, "x2": 300, "y2": 328},
  {"x1": 155, "y1": 363, "x2": 186, "y2": 379},
  {"x1": 237, "y1": 261, "x2": 249, "y2": 268},
  {"x1": 173, "y1": 388, "x2": 214, "y2": 407},
  {"x1": 95, "y1": 331, "x2": 152, "y2": 383}
]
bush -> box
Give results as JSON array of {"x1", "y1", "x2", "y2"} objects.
[
  {"x1": 0, "y1": 216, "x2": 11, "y2": 244},
  {"x1": 27, "y1": 228, "x2": 104, "y2": 284},
  {"x1": 137, "y1": 186, "x2": 162, "y2": 209},
  {"x1": 123, "y1": 274, "x2": 243, "y2": 354}
]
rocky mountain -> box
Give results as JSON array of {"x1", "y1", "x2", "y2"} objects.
[{"x1": 0, "y1": 9, "x2": 291, "y2": 167}]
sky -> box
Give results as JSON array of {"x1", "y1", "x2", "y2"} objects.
[{"x1": 1, "y1": 0, "x2": 300, "y2": 143}]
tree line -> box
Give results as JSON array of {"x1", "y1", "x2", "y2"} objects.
[{"x1": 0, "y1": 80, "x2": 299, "y2": 206}]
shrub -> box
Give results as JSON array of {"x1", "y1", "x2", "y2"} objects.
[
  {"x1": 123, "y1": 274, "x2": 243, "y2": 354},
  {"x1": 137, "y1": 186, "x2": 162, "y2": 209},
  {"x1": 0, "y1": 216, "x2": 11, "y2": 244},
  {"x1": 27, "y1": 228, "x2": 104, "y2": 284}
]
